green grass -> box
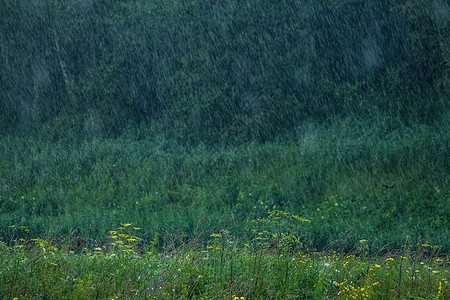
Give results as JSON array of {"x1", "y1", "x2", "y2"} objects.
[
  {"x1": 1, "y1": 116, "x2": 448, "y2": 252},
  {"x1": 0, "y1": 115, "x2": 449, "y2": 298},
  {"x1": 0, "y1": 217, "x2": 448, "y2": 299}
]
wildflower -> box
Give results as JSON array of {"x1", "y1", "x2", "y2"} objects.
[
  {"x1": 292, "y1": 214, "x2": 311, "y2": 222},
  {"x1": 386, "y1": 258, "x2": 394, "y2": 261},
  {"x1": 373, "y1": 282, "x2": 379, "y2": 286}
]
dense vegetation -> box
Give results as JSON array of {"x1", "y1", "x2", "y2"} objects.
[
  {"x1": 1, "y1": 117, "x2": 449, "y2": 253},
  {"x1": 1, "y1": 0, "x2": 448, "y2": 141},
  {"x1": 0, "y1": 0, "x2": 449, "y2": 298},
  {"x1": 1, "y1": 222, "x2": 448, "y2": 299}
]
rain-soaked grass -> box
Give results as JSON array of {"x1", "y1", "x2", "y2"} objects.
[
  {"x1": 0, "y1": 216, "x2": 448, "y2": 299},
  {"x1": 0, "y1": 116, "x2": 449, "y2": 298},
  {"x1": 1, "y1": 116, "x2": 448, "y2": 250},
  {"x1": 1, "y1": 0, "x2": 448, "y2": 297}
]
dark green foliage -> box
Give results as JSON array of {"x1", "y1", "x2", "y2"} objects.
[{"x1": 1, "y1": 0, "x2": 448, "y2": 140}]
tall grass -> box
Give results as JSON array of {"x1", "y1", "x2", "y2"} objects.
[
  {"x1": 0, "y1": 217, "x2": 448, "y2": 299},
  {"x1": 0, "y1": 116, "x2": 449, "y2": 253}
]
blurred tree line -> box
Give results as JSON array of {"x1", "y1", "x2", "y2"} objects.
[{"x1": 0, "y1": 0, "x2": 448, "y2": 143}]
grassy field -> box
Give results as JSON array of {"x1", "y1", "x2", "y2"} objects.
[
  {"x1": 1, "y1": 0, "x2": 448, "y2": 297},
  {"x1": 0, "y1": 116, "x2": 449, "y2": 298},
  {"x1": 1, "y1": 218, "x2": 448, "y2": 299}
]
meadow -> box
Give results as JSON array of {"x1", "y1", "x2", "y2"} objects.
[
  {"x1": 1, "y1": 216, "x2": 448, "y2": 299},
  {"x1": 0, "y1": 116, "x2": 449, "y2": 299},
  {"x1": 1, "y1": 0, "x2": 449, "y2": 298}
]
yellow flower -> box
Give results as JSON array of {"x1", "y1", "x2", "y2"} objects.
[
  {"x1": 386, "y1": 258, "x2": 394, "y2": 261},
  {"x1": 292, "y1": 214, "x2": 311, "y2": 222},
  {"x1": 373, "y1": 282, "x2": 380, "y2": 286}
]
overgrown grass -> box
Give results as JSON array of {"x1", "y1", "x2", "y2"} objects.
[
  {"x1": 1, "y1": 115, "x2": 449, "y2": 298},
  {"x1": 1, "y1": 214, "x2": 448, "y2": 299},
  {"x1": 1, "y1": 116, "x2": 448, "y2": 253}
]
